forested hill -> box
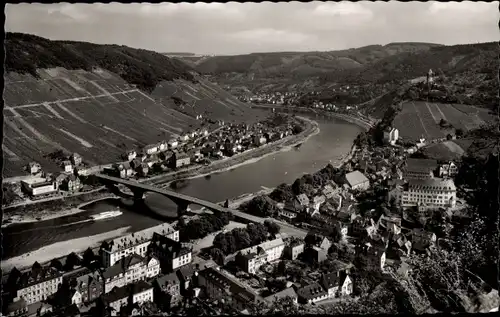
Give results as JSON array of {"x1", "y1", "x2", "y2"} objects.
[{"x1": 5, "y1": 32, "x2": 196, "y2": 93}]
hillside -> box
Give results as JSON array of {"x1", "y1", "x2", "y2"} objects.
[
  {"x1": 3, "y1": 33, "x2": 263, "y2": 177},
  {"x1": 181, "y1": 42, "x2": 442, "y2": 91}
]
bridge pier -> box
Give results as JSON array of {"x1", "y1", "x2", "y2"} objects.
[
  {"x1": 131, "y1": 188, "x2": 146, "y2": 206},
  {"x1": 174, "y1": 200, "x2": 190, "y2": 216}
]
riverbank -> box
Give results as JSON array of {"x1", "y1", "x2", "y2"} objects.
[
  {"x1": 147, "y1": 115, "x2": 318, "y2": 187},
  {"x1": 1, "y1": 226, "x2": 131, "y2": 272},
  {"x1": 252, "y1": 105, "x2": 375, "y2": 131},
  {"x1": 1, "y1": 189, "x2": 114, "y2": 228},
  {"x1": 161, "y1": 116, "x2": 320, "y2": 187}
]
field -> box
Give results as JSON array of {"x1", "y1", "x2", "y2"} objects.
[
  {"x1": 422, "y1": 139, "x2": 474, "y2": 161},
  {"x1": 393, "y1": 101, "x2": 496, "y2": 142},
  {"x1": 2, "y1": 68, "x2": 258, "y2": 177}
]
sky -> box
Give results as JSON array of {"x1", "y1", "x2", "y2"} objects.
[{"x1": 5, "y1": 1, "x2": 499, "y2": 55}]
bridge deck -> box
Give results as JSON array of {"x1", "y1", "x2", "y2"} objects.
[{"x1": 96, "y1": 173, "x2": 226, "y2": 212}]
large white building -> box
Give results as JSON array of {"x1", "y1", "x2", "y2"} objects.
[
  {"x1": 21, "y1": 177, "x2": 58, "y2": 196},
  {"x1": 236, "y1": 237, "x2": 285, "y2": 274},
  {"x1": 345, "y1": 170, "x2": 370, "y2": 191},
  {"x1": 100, "y1": 223, "x2": 178, "y2": 267},
  {"x1": 14, "y1": 267, "x2": 63, "y2": 305},
  {"x1": 390, "y1": 178, "x2": 457, "y2": 210}
]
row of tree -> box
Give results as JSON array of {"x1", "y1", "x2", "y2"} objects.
[
  {"x1": 178, "y1": 211, "x2": 233, "y2": 242},
  {"x1": 212, "y1": 221, "x2": 280, "y2": 256}
]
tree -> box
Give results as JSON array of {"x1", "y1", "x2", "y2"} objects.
[
  {"x1": 50, "y1": 259, "x2": 63, "y2": 271},
  {"x1": 64, "y1": 252, "x2": 81, "y2": 271},
  {"x1": 455, "y1": 128, "x2": 464, "y2": 138},
  {"x1": 264, "y1": 220, "x2": 281, "y2": 236},
  {"x1": 82, "y1": 248, "x2": 95, "y2": 267},
  {"x1": 210, "y1": 248, "x2": 225, "y2": 266},
  {"x1": 269, "y1": 183, "x2": 294, "y2": 202}
]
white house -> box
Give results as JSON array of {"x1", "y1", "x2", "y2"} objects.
[
  {"x1": 103, "y1": 281, "x2": 153, "y2": 317},
  {"x1": 62, "y1": 161, "x2": 73, "y2": 173},
  {"x1": 383, "y1": 128, "x2": 399, "y2": 145},
  {"x1": 168, "y1": 139, "x2": 179, "y2": 149},
  {"x1": 345, "y1": 170, "x2": 370, "y2": 191},
  {"x1": 237, "y1": 237, "x2": 285, "y2": 274},
  {"x1": 146, "y1": 256, "x2": 160, "y2": 279},
  {"x1": 70, "y1": 289, "x2": 82, "y2": 306},
  {"x1": 100, "y1": 223, "x2": 178, "y2": 267}
]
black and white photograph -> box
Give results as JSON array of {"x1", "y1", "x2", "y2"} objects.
[{"x1": 2, "y1": 1, "x2": 499, "y2": 316}]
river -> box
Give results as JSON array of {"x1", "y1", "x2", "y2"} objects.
[{"x1": 2, "y1": 114, "x2": 363, "y2": 261}]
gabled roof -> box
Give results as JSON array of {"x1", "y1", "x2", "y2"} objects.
[
  {"x1": 264, "y1": 287, "x2": 298, "y2": 303},
  {"x1": 155, "y1": 272, "x2": 180, "y2": 288},
  {"x1": 345, "y1": 170, "x2": 369, "y2": 187},
  {"x1": 102, "y1": 254, "x2": 145, "y2": 279},
  {"x1": 297, "y1": 282, "x2": 327, "y2": 300},
  {"x1": 103, "y1": 280, "x2": 152, "y2": 304}
]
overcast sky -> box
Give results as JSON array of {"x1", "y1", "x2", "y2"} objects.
[{"x1": 5, "y1": 1, "x2": 498, "y2": 55}]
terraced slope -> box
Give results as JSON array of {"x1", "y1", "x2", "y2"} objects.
[{"x1": 3, "y1": 33, "x2": 261, "y2": 177}]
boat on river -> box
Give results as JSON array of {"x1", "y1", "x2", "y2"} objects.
[{"x1": 91, "y1": 210, "x2": 122, "y2": 221}]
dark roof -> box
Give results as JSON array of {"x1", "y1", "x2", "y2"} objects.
[
  {"x1": 6, "y1": 299, "x2": 27, "y2": 313},
  {"x1": 102, "y1": 254, "x2": 145, "y2": 279},
  {"x1": 151, "y1": 233, "x2": 191, "y2": 258},
  {"x1": 176, "y1": 264, "x2": 195, "y2": 281},
  {"x1": 405, "y1": 158, "x2": 438, "y2": 173},
  {"x1": 297, "y1": 282, "x2": 327, "y2": 300},
  {"x1": 155, "y1": 272, "x2": 180, "y2": 288},
  {"x1": 17, "y1": 267, "x2": 62, "y2": 289},
  {"x1": 320, "y1": 272, "x2": 339, "y2": 289},
  {"x1": 103, "y1": 280, "x2": 152, "y2": 303}
]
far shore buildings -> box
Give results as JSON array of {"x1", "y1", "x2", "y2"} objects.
[
  {"x1": 99, "y1": 223, "x2": 178, "y2": 268},
  {"x1": 344, "y1": 170, "x2": 370, "y2": 191}
]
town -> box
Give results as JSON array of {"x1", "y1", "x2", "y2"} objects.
[
  {"x1": 2, "y1": 114, "x2": 304, "y2": 214},
  {"x1": 3, "y1": 110, "x2": 497, "y2": 317}
]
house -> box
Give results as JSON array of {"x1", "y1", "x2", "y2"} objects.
[
  {"x1": 176, "y1": 265, "x2": 195, "y2": 294},
  {"x1": 411, "y1": 229, "x2": 437, "y2": 252},
  {"x1": 102, "y1": 253, "x2": 149, "y2": 293},
  {"x1": 356, "y1": 240, "x2": 387, "y2": 271},
  {"x1": 153, "y1": 272, "x2": 181, "y2": 311},
  {"x1": 145, "y1": 256, "x2": 161, "y2": 279},
  {"x1": 345, "y1": 170, "x2": 370, "y2": 191},
  {"x1": 101, "y1": 281, "x2": 153, "y2": 317},
  {"x1": 172, "y1": 152, "x2": 191, "y2": 169},
  {"x1": 236, "y1": 238, "x2": 285, "y2": 274},
  {"x1": 284, "y1": 241, "x2": 304, "y2": 261},
  {"x1": 12, "y1": 266, "x2": 63, "y2": 305},
  {"x1": 168, "y1": 139, "x2": 179, "y2": 149},
  {"x1": 62, "y1": 160, "x2": 73, "y2": 173},
  {"x1": 55, "y1": 173, "x2": 68, "y2": 188},
  {"x1": 303, "y1": 246, "x2": 328, "y2": 265},
  {"x1": 296, "y1": 194, "x2": 310, "y2": 207},
  {"x1": 27, "y1": 162, "x2": 41, "y2": 175},
  {"x1": 136, "y1": 163, "x2": 149, "y2": 177},
  {"x1": 197, "y1": 267, "x2": 264, "y2": 313},
  {"x1": 130, "y1": 158, "x2": 142, "y2": 170},
  {"x1": 71, "y1": 153, "x2": 82, "y2": 166},
  {"x1": 63, "y1": 174, "x2": 82, "y2": 192},
  {"x1": 74, "y1": 166, "x2": 90, "y2": 177},
  {"x1": 99, "y1": 223, "x2": 178, "y2": 267},
  {"x1": 122, "y1": 162, "x2": 134, "y2": 178},
  {"x1": 404, "y1": 158, "x2": 438, "y2": 180},
  {"x1": 125, "y1": 150, "x2": 137, "y2": 161},
  {"x1": 69, "y1": 289, "x2": 83, "y2": 306},
  {"x1": 264, "y1": 287, "x2": 298, "y2": 305},
  {"x1": 321, "y1": 184, "x2": 338, "y2": 199},
  {"x1": 158, "y1": 141, "x2": 168, "y2": 152},
  {"x1": 144, "y1": 144, "x2": 159, "y2": 155},
  {"x1": 64, "y1": 267, "x2": 104, "y2": 303},
  {"x1": 439, "y1": 161, "x2": 459, "y2": 178},
  {"x1": 5, "y1": 299, "x2": 28, "y2": 317},
  {"x1": 311, "y1": 195, "x2": 326, "y2": 211},
  {"x1": 320, "y1": 271, "x2": 353, "y2": 298},
  {"x1": 148, "y1": 233, "x2": 192, "y2": 273},
  {"x1": 297, "y1": 282, "x2": 328, "y2": 304}
]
